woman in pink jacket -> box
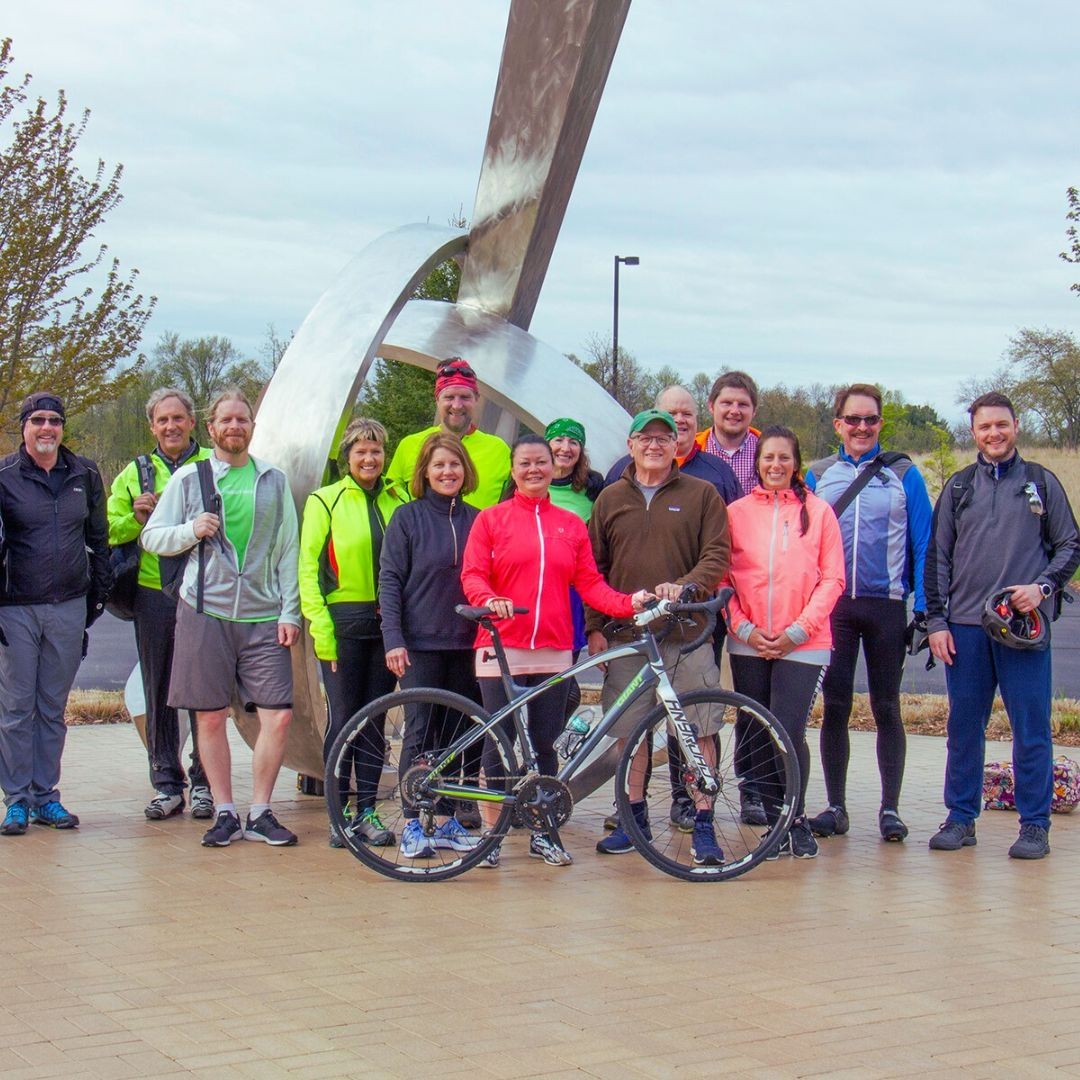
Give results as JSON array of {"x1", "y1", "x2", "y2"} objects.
[
  {"x1": 461, "y1": 433, "x2": 650, "y2": 867},
  {"x1": 722, "y1": 426, "x2": 845, "y2": 860}
]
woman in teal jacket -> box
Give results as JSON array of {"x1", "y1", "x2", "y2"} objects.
[{"x1": 298, "y1": 418, "x2": 408, "y2": 847}]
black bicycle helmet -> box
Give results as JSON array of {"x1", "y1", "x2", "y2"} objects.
[{"x1": 981, "y1": 589, "x2": 1048, "y2": 650}]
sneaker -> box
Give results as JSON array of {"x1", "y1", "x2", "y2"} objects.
[
  {"x1": 456, "y1": 801, "x2": 482, "y2": 830},
  {"x1": 328, "y1": 804, "x2": 355, "y2": 848},
  {"x1": 739, "y1": 792, "x2": 768, "y2": 827},
  {"x1": 691, "y1": 819, "x2": 724, "y2": 866},
  {"x1": 669, "y1": 799, "x2": 696, "y2": 833},
  {"x1": 144, "y1": 792, "x2": 183, "y2": 820},
  {"x1": 1, "y1": 802, "x2": 29, "y2": 836},
  {"x1": 789, "y1": 817, "x2": 819, "y2": 859},
  {"x1": 189, "y1": 786, "x2": 214, "y2": 820},
  {"x1": 929, "y1": 820, "x2": 977, "y2": 851},
  {"x1": 400, "y1": 819, "x2": 436, "y2": 858},
  {"x1": 808, "y1": 805, "x2": 849, "y2": 838},
  {"x1": 243, "y1": 808, "x2": 298, "y2": 846},
  {"x1": 29, "y1": 801, "x2": 79, "y2": 829},
  {"x1": 764, "y1": 828, "x2": 790, "y2": 860},
  {"x1": 529, "y1": 832, "x2": 573, "y2": 866},
  {"x1": 596, "y1": 824, "x2": 635, "y2": 855},
  {"x1": 879, "y1": 809, "x2": 909, "y2": 843},
  {"x1": 432, "y1": 816, "x2": 481, "y2": 852},
  {"x1": 603, "y1": 810, "x2": 620, "y2": 831},
  {"x1": 353, "y1": 807, "x2": 395, "y2": 846},
  {"x1": 1008, "y1": 822, "x2": 1050, "y2": 860},
  {"x1": 201, "y1": 809, "x2": 243, "y2": 847},
  {"x1": 479, "y1": 842, "x2": 501, "y2": 868}
]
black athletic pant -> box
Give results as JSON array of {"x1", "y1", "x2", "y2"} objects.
[
  {"x1": 134, "y1": 585, "x2": 206, "y2": 796},
  {"x1": 819, "y1": 596, "x2": 907, "y2": 810},
  {"x1": 729, "y1": 654, "x2": 823, "y2": 821},
  {"x1": 479, "y1": 675, "x2": 570, "y2": 783},
  {"x1": 398, "y1": 649, "x2": 481, "y2": 818},
  {"x1": 321, "y1": 636, "x2": 396, "y2": 812}
]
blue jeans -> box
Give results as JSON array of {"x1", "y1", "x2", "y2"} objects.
[{"x1": 943, "y1": 622, "x2": 1053, "y2": 828}]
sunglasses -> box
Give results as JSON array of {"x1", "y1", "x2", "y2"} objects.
[
  {"x1": 438, "y1": 360, "x2": 476, "y2": 379},
  {"x1": 839, "y1": 414, "x2": 881, "y2": 427},
  {"x1": 28, "y1": 416, "x2": 63, "y2": 427}
]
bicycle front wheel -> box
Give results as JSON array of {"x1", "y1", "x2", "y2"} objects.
[
  {"x1": 614, "y1": 688, "x2": 799, "y2": 881},
  {"x1": 325, "y1": 687, "x2": 515, "y2": 882}
]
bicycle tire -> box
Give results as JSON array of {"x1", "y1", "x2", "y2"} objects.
[
  {"x1": 614, "y1": 688, "x2": 799, "y2": 881},
  {"x1": 325, "y1": 687, "x2": 516, "y2": 882}
]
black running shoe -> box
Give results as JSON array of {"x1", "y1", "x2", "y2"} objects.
[{"x1": 201, "y1": 810, "x2": 242, "y2": 847}]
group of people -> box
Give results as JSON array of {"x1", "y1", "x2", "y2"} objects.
[{"x1": 0, "y1": 359, "x2": 1076, "y2": 868}]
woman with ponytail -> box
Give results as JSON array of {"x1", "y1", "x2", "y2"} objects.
[{"x1": 721, "y1": 426, "x2": 845, "y2": 859}]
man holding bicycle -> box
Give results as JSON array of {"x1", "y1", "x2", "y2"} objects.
[{"x1": 587, "y1": 408, "x2": 731, "y2": 865}]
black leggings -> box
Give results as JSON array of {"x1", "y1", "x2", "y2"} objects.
[
  {"x1": 479, "y1": 675, "x2": 570, "y2": 783},
  {"x1": 729, "y1": 654, "x2": 823, "y2": 821},
  {"x1": 819, "y1": 596, "x2": 907, "y2": 810},
  {"x1": 321, "y1": 637, "x2": 396, "y2": 812},
  {"x1": 398, "y1": 649, "x2": 481, "y2": 818}
]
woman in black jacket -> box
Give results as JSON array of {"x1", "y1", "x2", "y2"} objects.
[{"x1": 379, "y1": 432, "x2": 483, "y2": 859}]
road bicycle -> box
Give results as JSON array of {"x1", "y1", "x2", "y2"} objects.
[{"x1": 325, "y1": 590, "x2": 798, "y2": 882}]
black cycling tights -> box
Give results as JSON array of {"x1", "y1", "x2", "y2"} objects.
[
  {"x1": 819, "y1": 595, "x2": 907, "y2": 810},
  {"x1": 479, "y1": 674, "x2": 570, "y2": 783}
]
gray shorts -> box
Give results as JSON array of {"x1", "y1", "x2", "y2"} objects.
[
  {"x1": 169, "y1": 601, "x2": 293, "y2": 712},
  {"x1": 602, "y1": 637, "x2": 724, "y2": 739}
]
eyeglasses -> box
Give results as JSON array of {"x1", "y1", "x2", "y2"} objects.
[
  {"x1": 28, "y1": 416, "x2": 63, "y2": 427},
  {"x1": 839, "y1": 414, "x2": 881, "y2": 427},
  {"x1": 633, "y1": 433, "x2": 675, "y2": 447},
  {"x1": 437, "y1": 359, "x2": 476, "y2": 380}
]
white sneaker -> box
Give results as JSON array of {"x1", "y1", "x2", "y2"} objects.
[
  {"x1": 189, "y1": 786, "x2": 214, "y2": 820},
  {"x1": 144, "y1": 792, "x2": 183, "y2": 820}
]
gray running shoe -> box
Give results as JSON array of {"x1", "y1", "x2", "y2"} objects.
[
  {"x1": 1008, "y1": 823, "x2": 1050, "y2": 860},
  {"x1": 189, "y1": 786, "x2": 215, "y2": 820},
  {"x1": 928, "y1": 820, "x2": 976, "y2": 851},
  {"x1": 145, "y1": 792, "x2": 183, "y2": 820},
  {"x1": 739, "y1": 792, "x2": 768, "y2": 827},
  {"x1": 353, "y1": 807, "x2": 394, "y2": 846},
  {"x1": 669, "y1": 799, "x2": 696, "y2": 833}
]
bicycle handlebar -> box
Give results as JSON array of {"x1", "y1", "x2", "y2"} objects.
[
  {"x1": 454, "y1": 604, "x2": 530, "y2": 624},
  {"x1": 631, "y1": 587, "x2": 734, "y2": 656}
]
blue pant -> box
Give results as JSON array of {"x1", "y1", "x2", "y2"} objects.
[{"x1": 943, "y1": 622, "x2": 1053, "y2": 828}]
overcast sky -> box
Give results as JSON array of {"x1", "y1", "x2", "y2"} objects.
[{"x1": 5, "y1": 1, "x2": 1077, "y2": 421}]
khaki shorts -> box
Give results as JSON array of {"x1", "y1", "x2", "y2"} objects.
[
  {"x1": 169, "y1": 601, "x2": 293, "y2": 712},
  {"x1": 602, "y1": 637, "x2": 724, "y2": 739}
]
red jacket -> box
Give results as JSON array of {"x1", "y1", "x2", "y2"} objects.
[{"x1": 461, "y1": 491, "x2": 634, "y2": 651}]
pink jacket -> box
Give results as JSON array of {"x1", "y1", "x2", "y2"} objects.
[{"x1": 721, "y1": 486, "x2": 845, "y2": 653}]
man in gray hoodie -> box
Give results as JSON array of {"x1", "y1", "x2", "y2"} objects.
[
  {"x1": 142, "y1": 388, "x2": 301, "y2": 848},
  {"x1": 925, "y1": 392, "x2": 1079, "y2": 860}
]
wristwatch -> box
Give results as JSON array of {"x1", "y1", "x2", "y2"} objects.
[{"x1": 1039, "y1": 582, "x2": 1053, "y2": 599}]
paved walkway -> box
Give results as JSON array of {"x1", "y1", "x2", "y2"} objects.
[{"x1": 2, "y1": 724, "x2": 1079, "y2": 1079}]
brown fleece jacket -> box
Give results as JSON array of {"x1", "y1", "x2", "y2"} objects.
[{"x1": 586, "y1": 463, "x2": 730, "y2": 635}]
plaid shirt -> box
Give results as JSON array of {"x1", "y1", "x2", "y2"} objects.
[{"x1": 705, "y1": 429, "x2": 759, "y2": 497}]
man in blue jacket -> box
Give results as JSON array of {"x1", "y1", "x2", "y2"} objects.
[{"x1": 0, "y1": 393, "x2": 111, "y2": 836}]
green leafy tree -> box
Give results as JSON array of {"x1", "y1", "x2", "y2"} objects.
[
  {"x1": 1061, "y1": 186, "x2": 1080, "y2": 296},
  {"x1": 0, "y1": 38, "x2": 154, "y2": 445},
  {"x1": 152, "y1": 331, "x2": 269, "y2": 418},
  {"x1": 1005, "y1": 328, "x2": 1080, "y2": 449},
  {"x1": 923, "y1": 424, "x2": 958, "y2": 498}
]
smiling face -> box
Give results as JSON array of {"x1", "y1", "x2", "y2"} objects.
[
  {"x1": 628, "y1": 419, "x2": 677, "y2": 477},
  {"x1": 710, "y1": 385, "x2": 756, "y2": 442},
  {"x1": 656, "y1": 387, "x2": 697, "y2": 456},
  {"x1": 971, "y1": 405, "x2": 1018, "y2": 463},
  {"x1": 833, "y1": 392, "x2": 882, "y2": 460},
  {"x1": 150, "y1": 395, "x2": 197, "y2": 459},
  {"x1": 347, "y1": 438, "x2": 386, "y2": 489},
  {"x1": 511, "y1": 441, "x2": 554, "y2": 498},
  {"x1": 23, "y1": 410, "x2": 64, "y2": 459},
  {"x1": 758, "y1": 435, "x2": 797, "y2": 490},
  {"x1": 548, "y1": 435, "x2": 581, "y2": 479},
  {"x1": 425, "y1": 446, "x2": 465, "y2": 497},
  {"x1": 436, "y1": 387, "x2": 478, "y2": 435},
  {"x1": 207, "y1": 398, "x2": 254, "y2": 455}
]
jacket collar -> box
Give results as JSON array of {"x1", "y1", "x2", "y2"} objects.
[
  {"x1": 977, "y1": 451, "x2": 1019, "y2": 479},
  {"x1": 511, "y1": 489, "x2": 551, "y2": 511},
  {"x1": 749, "y1": 484, "x2": 801, "y2": 504},
  {"x1": 838, "y1": 443, "x2": 881, "y2": 466},
  {"x1": 423, "y1": 486, "x2": 465, "y2": 513}
]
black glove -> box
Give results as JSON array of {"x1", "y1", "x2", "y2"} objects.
[
  {"x1": 905, "y1": 611, "x2": 928, "y2": 655},
  {"x1": 86, "y1": 592, "x2": 106, "y2": 629}
]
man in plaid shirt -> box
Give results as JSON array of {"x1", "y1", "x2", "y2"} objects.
[{"x1": 695, "y1": 371, "x2": 761, "y2": 498}]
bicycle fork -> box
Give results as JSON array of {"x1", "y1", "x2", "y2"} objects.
[{"x1": 654, "y1": 666, "x2": 720, "y2": 798}]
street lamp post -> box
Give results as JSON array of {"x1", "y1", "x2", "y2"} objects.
[{"x1": 612, "y1": 254, "x2": 639, "y2": 400}]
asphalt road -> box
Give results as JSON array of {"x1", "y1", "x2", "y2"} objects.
[{"x1": 78, "y1": 599, "x2": 1080, "y2": 698}]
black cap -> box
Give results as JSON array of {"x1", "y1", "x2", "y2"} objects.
[{"x1": 19, "y1": 392, "x2": 66, "y2": 425}]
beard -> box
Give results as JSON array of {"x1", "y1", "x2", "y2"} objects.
[{"x1": 214, "y1": 431, "x2": 251, "y2": 453}]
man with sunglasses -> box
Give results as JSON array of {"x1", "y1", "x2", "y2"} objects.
[
  {"x1": 385, "y1": 357, "x2": 509, "y2": 509},
  {"x1": 805, "y1": 384, "x2": 932, "y2": 844},
  {"x1": 0, "y1": 393, "x2": 111, "y2": 835}
]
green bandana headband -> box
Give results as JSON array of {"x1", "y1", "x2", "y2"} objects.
[{"x1": 544, "y1": 417, "x2": 586, "y2": 445}]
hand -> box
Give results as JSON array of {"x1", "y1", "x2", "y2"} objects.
[
  {"x1": 746, "y1": 628, "x2": 777, "y2": 658},
  {"x1": 653, "y1": 582, "x2": 683, "y2": 602},
  {"x1": 587, "y1": 630, "x2": 608, "y2": 673},
  {"x1": 132, "y1": 492, "x2": 158, "y2": 524},
  {"x1": 929, "y1": 629, "x2": 955, "y2": 667},
  {"x1": 386, "y1": 647, "x2": 410, "y2": 678},
  {"x1": 278, "y1": 622, "x2": 300, "y2": 647},
  {"x1": 193, "y1": 512, "x2": 220, "y2": 540},
  {"x1": 486, "y1": 596, "x2": 515, "y2": 620},
  {"x1": 1006, "y1": 583, "x2": 1043, "y2": 614},
  {"x1": 763, "y1": 631, "x2": 798, "y2": 659},
  {"x1": 630, "y1": 589, "x2": 656, "y2": 612}
]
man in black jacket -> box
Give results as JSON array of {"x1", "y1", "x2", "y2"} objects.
[{"x1": 0, "y1": 393, "x2": 110, "y2": 835}]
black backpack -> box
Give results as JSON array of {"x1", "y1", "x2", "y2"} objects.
[{"x1": 105, "y1": 455, "x2": 156, "y2": 622}]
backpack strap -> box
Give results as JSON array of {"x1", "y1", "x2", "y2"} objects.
[
  {"x1": 135, "y1": 454, "x2": 156, "y2": 496},
  {"x1": 194, "y1": 458, "x2": 220, "y2": 615},
  {"x1": 949, "y1": 462, "x2": 979, "y2": 529}
]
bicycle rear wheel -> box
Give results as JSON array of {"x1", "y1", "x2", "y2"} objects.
[
  {"x1": 614, "y1": 688, "x2": 799, "y2": 881},
  {"x1": 325, "y1": 688, "x2": 515, "y2": 882}
]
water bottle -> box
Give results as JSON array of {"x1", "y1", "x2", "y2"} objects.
[{"x1": 555, "y1": 707, "x2": 597, "y2": 760}]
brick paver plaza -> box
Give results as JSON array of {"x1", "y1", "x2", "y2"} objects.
[{"x1": 2, "y1": 723, "x2": 1078, "y2": 1079}]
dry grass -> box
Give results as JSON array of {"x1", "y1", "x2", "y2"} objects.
[{"x1": 66, "y1": 690, "x2": 131, "y2": 726}]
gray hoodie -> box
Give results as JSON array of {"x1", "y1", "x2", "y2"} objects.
[{"x1": 141, "y1": 454, "x2": 300, "y2": 625}]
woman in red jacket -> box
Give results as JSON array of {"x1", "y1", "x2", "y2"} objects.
[
  {"x1": 722, "y1": 426, "x2": 845, "y2": 860},
  {"x1": 461, "y1": 434, "x2": 650, "y2": 867}
]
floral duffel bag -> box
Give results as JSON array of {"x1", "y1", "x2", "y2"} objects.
[{"x1": 983, "y1": 756, "x2": 1080, "y2": 813}]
